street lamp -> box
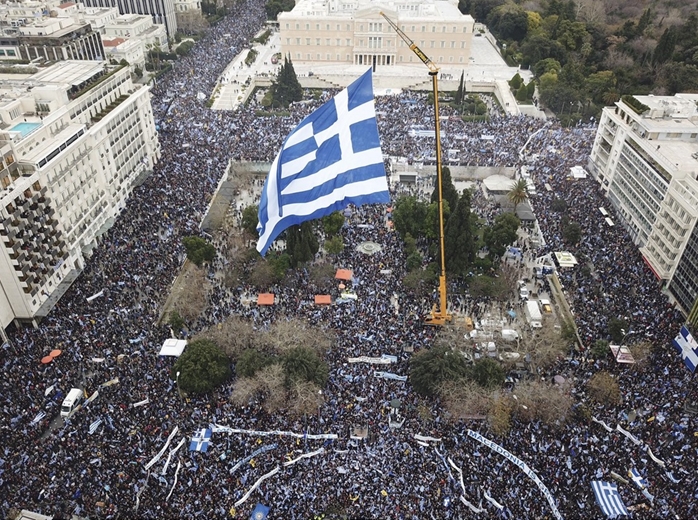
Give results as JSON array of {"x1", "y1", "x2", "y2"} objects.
[{"x1": 175, "y1": 371, "x2": 183, "y2": 403}]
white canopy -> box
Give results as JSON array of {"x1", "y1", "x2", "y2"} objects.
[{"x1": 159, "y1": 338, "x2": 187, "y2": 357}]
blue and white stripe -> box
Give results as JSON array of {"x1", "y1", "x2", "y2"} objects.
[
  {"x1": 591, "y1": 481, "x2": 628, "y2": 518},
  {"x1": 256, "y1": 68, "x2": 389, "y2": 255}
]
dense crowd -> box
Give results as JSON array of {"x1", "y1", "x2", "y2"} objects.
[{"x1": 0, "y1": 0, "x2": 696, "y2": 518}]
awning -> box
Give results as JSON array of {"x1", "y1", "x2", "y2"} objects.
[
  {"x1": 335, "y1": 269, "x2": 353, "y2": 281},
  {"x1": 314, "y1": 295, "x2": 331, "y2": 305},
  {"x1": 159, "y1": 338, "x2": 187, "y2": 357},
  {"x1": 257, "y1": 293, "x2": 275, "y2": 306}
]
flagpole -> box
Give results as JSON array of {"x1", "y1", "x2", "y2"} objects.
[{"x1": 381, "y1": 12, "x2": 451, "y2": 325}]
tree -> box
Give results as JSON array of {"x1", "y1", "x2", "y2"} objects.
[
  {"x1": 455, "y1": 71, "x2": 465, "y2": 104},
  {"x1": 392, "y1": 196, "x2": 429, "y2": 239},
  {"x1": 587, "y1": 371, "x2": 621, "y2": 405},
  {"x1": 562, "y1": 221, "x2": 582, "y2": 244},
  {"x1": 488, "y1": 3, "x2": 529, "y2": 42},
  {"x1": 444, "y1": 190, "x2": 478, "y2": 276},
  {"x1": 607, "y1": 317, "x2": 628, "y2": 343},
  {"x1": 324, "y1": 235, "x2": 344, "y2": 255},
  {"x1": 172, "y1": 340, "x2": 231, "y2": 394},
  {"x1": 653, "y1": 28, "x2": 677, "y2": 65},
  {"x1": 507, "y1": 179, "x2": 529, "y2": 213},
  {"x1": 431, "y1": 166, "x2": 459, "y2": 217},
  {"x1": 265, "y1": 0, "x2": 295, "y2": 20},
  {"x1": 508, "y1": 72, "x2": 523, "y2": 90},
  {"x1": 406, "y1": 251, "x2": 422, "y2": 271},
  {"x1": 236, "y1": 348, "x2": 272, "y2": 378},
  {"x1": 550, "y1": 197, "x2": 567, "y2": 212},
  {"x1": 182, "y1": 236, "x2": 216, "y2": 266},
  {"x1": 533, "y1": 58, "x2": 561, "y2": 77},
  {"x1": 176, "y1": 10, "x2": 209, "y2": 35},
  {"x1": 285, "y1": 221, "x2": 319, "y2": 267},
  {"x1": 591, "y1": 339, "x2": 609, "y2": 359},
  {"x1": 409, "y1": 345, "x2": 472, "y2": 397},
  {"x1": 470, "y1": 357, "x2": 505, "y2": 389},
  {"x1": 483, "y1": 212, "x2": 520, "y2": 259},
  {"x1": 168, "y1": 310, "x2": 185, "y2": 333},
  {"x1": 468, "y1": 275, "x2": 510, "y2": 300},
  {"x1": 270, "y1": 56, "x2": 303, "y2": 108},
  {"x1": 241, "y1": 205, "x2": 259, "y2": 236},
  {"x1": 282, "y1": 346, "x2": 329, "y2": 387},
  {"x1": 321, "y1": 211, "x2": 345, "y2": 237}
]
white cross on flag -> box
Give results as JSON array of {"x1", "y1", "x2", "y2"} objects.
[
  {"x1": 672, "y1": 325, "x2": 698, "y2": 373},
  {"x1": 189, "y1": 428, "x2": 212, "y2": 452}
]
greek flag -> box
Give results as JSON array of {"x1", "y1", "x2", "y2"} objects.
[
  {"x1": 591, "y1": 481, "x2": 628, "y2": 518},
  {"x1": 628, "y1": 468, "x2": 654, "y2": 503},
  {"x1": 256, "y1": 69, "x2": 389, "y2": 255},
  {"x1": 189, "y1": 428, "x2": 212, "y2": 452},
  {"x1": 250, "y1": 503, "x2": 270, "y2": 520},
  {"x1": 672, "y1": 325, "x2": 698, "y2": 373}
]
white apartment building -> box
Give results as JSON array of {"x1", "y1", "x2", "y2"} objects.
[
  {"x1": 279, "y1": 0, "x2": 475, "y2": 68},
  {"x1": 173, "y1": 0, "x2": 200, "y2": 13},
  {"x1": 80, "y1": 7, "x2": 122, "y2": 34},
  {"x1": 104, "y1": 13, "x2": 168, "y2": 49},
  {"x1": 589, "y1": 93, "x2": 698, "y2": 314},
  {"x1": 0, "y1": 60, "x2": 160, "y2": 329},
  {"x1": 103, "y1": 36, "x2": 146, "y2": 70}
]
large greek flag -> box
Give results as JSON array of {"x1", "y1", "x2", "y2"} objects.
[
  {"x1": 672, "y1": 325, "x2": 698, "y2": 373},
  {"x1": 256, "y1": 69, "x2": 389, "y2": 255},
  {"x1": 591, "y1": 481, "x2": 628, "y2": 518}
]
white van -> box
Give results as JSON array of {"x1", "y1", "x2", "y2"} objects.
[{"x1": 61, "y1": 388, "x2": 83, "y2": 418}]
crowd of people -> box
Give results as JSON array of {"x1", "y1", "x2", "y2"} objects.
[{"x1": 1, "y1": 0, "x2": 696, "y2": 518}]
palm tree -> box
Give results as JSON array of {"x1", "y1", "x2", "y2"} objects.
[{"x1": 507, "y1": 179, "x2": 529, "y2": 214}]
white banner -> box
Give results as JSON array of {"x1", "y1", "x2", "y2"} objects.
[
  {"x1": 483, "y1": 489, "x2": 503, "y2": 510},
  {"x1": 144, "y1": 427, "x2": 179, "y2": 470},
  {"x1": 591, "y1": 416, "x2": 614, "y2": 433},
  {"x1": 347, "y1": 355, "x2": 395, "y2": 365},
  {"x1": 374, "y1": 371, "x2": 407, "y2": 381},
  {"x1": 616, "y1": 424, "x2": 642, "y2": 446},
  {"x1": 460, "y1": 496, "x2": 484, "y2": 513},
  {"x1": 99, "y1": 377, "x2": 120, "y2": 388},
  {"x1": 233, "y1": 466, "x2": 280, "y2": 507},
  {"x1": 161, "y1": 438, "x2": 186, "y2": 475},
  {"x1": 283, "y1": 447, "x2": 325, "y2": 467},
  {"x1": 414, "y1": 434, "x2": 442, "y2": 443},
  {"x1": 210, "y1": 424, "x2": 337, "y2": 440},
  {"x1": 646, "y1": 446, "x2": 666, "y2": 467},
  {"x1": 166, "y1": 461, "x2": 181, "y2": 501},
  {"x1": 86, "y1": 290, "x2": 104, "y2": 302},
  {"x1": 230, "y1": 444, "x2": 277, "y2": 475},
  {"x1": 467, "y1": 430, "x2": 563, "y2": 520},
  {"x1": 133, "y1": 398, "x2": 150, "y2": 408},
  {"x1": 448, "y1": 457, "x2": 466, "y2": 495}
]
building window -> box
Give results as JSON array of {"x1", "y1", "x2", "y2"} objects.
[
  {"x1": 316, "y1": 38, "x2": 320, "y2": 45},
  {"x1": 430, "y1": 41, "x2": 434, "y2": 48},
  {"x1": 286, "y1": 38, "x2": 291, "y2": 44},
  {"x1": 326, "y1": 38, "x2": 330, "y2": 45},
  {"x1": 451, "y1": 41, "x2": 455, "y2": 48},
  {"x1": 285, "y1": 23, "x2": 289, "y2": 29},
  {"x1": 441, "y1": 41, "x2": 445, "y2": 48},
  {"x1": 306, "y1": 38, "x2": 310, "y2": 45},
  {"x1": 295, "y1": 23, "x2": 299, "y2": 29},
  {"x1": 296, "y1": 38, "x2": 301, "y2": 44}
]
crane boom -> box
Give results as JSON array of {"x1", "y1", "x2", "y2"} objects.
[
  {"x1": 380, "y1": 12, "x2": 451, "y2": 326},
  {"x1": 379, "y1": 12, "x2": 438, "y2": 73}
]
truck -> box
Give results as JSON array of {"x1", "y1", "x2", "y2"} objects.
[{"x1": 525, "y1": 300, "x2": 543, "y2": 329}]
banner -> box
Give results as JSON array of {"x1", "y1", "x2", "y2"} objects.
[
  {"x1": 374, "y1": 371, "x2": 407, "y2": 381},
  {"x1": 86, "y1": 290, "x2": 104, "y2": 302},
  {"x1": 283, "y1": 447, "x2": 325, "y2": 467},
  {"x1": 166, "y1": 461, "x2": 181, "y2": 501},
  {"x1": 347, "y1": 355, "x2": 395, "y2": 365},
  {"x1": 459, "y1": 496, "x2": 484, "y2": 513},
  {"x1": 144, "y1": 427, "x2": 179, "y2": 470},
  {"x1": 483, "y1": 489, "x2": 503, "y2": 510},
  {"x1": 161, "y1": 438, "x2": 186, "y2": 475},
  {"x1": 414, "y1": 434, "x2": 442, "y2": 443},
  {"x1": 133, "y1": 398, "x2": 150, "y2": 408},
  {"x1": 646, "y1": 446, "x2": 665, "y2": 467},
  {"x1": 616, "y1": 425, "x2": 642, "y2": 446},
  {"x1": 100, "y1": 377, "x2": 120, "y2": 388},
  {"x1": 467, "y1": 430, "x2": 563, "y2": 520},
  {"x1": 210, "y1": 424, "x2": 337, "y2": 440},
  {"x1": 591, "y1": 416, "x2": 613, "y2": 433},
  {"x1": 230, "y1": 444, "x2": 277, "y2": 475},
  {"x1": 234, "y1": 466, "x2": 280, "y2": 508}
]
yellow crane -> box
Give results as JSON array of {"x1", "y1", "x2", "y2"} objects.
[{"x1": 381, "y1": 11, "x2": 451, "y2": 326}]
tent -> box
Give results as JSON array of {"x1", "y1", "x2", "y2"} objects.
[
  {"x1": 257, "y1": 293, "x2": 275, "y2": 306},
  {"x1": 335, "y1": 269, "x2": 353, "y2": 281},
  {"x1": 314, "y1": 295, "x2": 331, "y2": 305},
  {"x1": 250, "y1": 503, "x2": 270, "y2": 520},
  {"x1": 159, "y1": 338, "x2": 187, "y2": 357}
]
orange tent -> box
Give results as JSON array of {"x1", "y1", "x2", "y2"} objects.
[
  {"x1": 41, "y1": 356, "x2": 53, "y2": 364},
  {"x1": 50, "y1": 349, "x2": 62, "y2": 358},
  {"x1": 257, "y1": 293, "x2": 275, "y2": 306},
  {"x1": 314, "y1": 295, "x2": 331, "y2": 305},
  {"x1": 335, "y1": 269, "x2": 353, "y2": 281}
]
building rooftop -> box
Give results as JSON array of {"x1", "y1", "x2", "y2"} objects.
[
  {"x1": 29, "y1": 61, "x2": 105, "y2": 88},
  {"x1": 285, "y1": 0, "x2": 471, "y2": 20},
  {"x1": 103, "y1": 38, "x2": 127, "y2": 47}
]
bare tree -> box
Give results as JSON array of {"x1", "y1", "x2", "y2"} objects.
[
  {"x1": 289, "y1": 380, "x2": 325, "y2": 418},
  {"x1": 575, "y1": 0, "x2": 607, "y2": 24},
  {"x1": 194, "y1": 316, "x2": 256, "y2": 359},
  {"x1": 440, "y1": 380, "x2": 492, "y2": 420},
  {"x1": 261, "y1": 318, "x2": 334, "y2": 355},
  {"x1": 171, "y1": 264, "x2": 210, "y2": 322},
  {"x1": 175, "y1": 11, "x2": 209, "y2": 35},
  {"x1": 230, "y1": 376, "x2": 263, "y2": 406},
  {"x1": 256, "y1": 363, "x2": 287, "y2": 413},
  {"x1": 587, "y1": 371, "x2": 621, "y2": 406},
  {"x1": 487, "y1": 392, "x2": 513, "y2": 436},
  {"x1": 518, "y1": 322, "x2": 568, "y2": 371},
  {"x1": 510, "y1": 380, "x2": 574, "y2": 428}
]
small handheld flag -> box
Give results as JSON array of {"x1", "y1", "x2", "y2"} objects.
[
  {"x1": 672, "y1": 325, "x2": 698, "y2": 373},
  {"x1": 256, "y1": 68, "x2": 389, "y2": 255}
]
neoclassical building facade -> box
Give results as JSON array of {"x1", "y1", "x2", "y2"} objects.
[{"x1": 278, "y1": 0, "x2": 475, "y2": 68}]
